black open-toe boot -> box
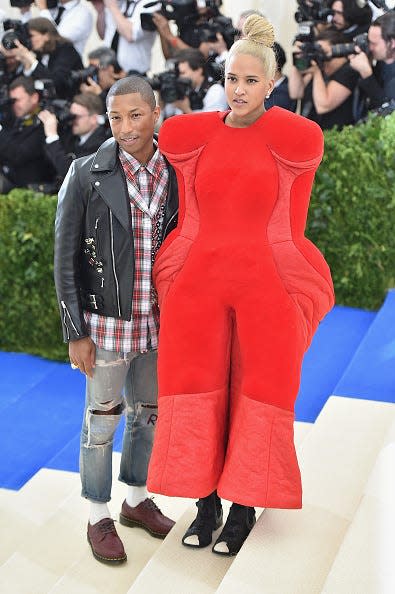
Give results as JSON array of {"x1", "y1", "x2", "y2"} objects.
[
  {"x1": 212, "y1": 503, "x2": 256, "y2": 556},
  {"x1": 182, "y1": 491, "x2": 223, "y2": 548}
]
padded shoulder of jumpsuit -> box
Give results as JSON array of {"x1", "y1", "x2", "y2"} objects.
[
  {"x1": 158, "y1": 111, "x2": 226, "y2": 157},
  {"x1": 262, "y1": 107, "x2": 324, "y2": 166}
]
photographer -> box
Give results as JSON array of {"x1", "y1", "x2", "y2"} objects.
[
  {"x1": 18, "y1": 0, "x2": 93, "y2": 57},
  {"x1": 93, "y1": 0, "x2": 157, "y2": 75},
  {"x1": 289, "y1": 29, "x2": 360, "y2": 129},
  {"x1": 80, "y1": 46, "x2": 127, "y2": 106},
  {"x1": 329, "y1": 0, "x2": 373, "y2": 40},
  {"x1": 151, "y1": 0, "x2": 234, "y2": 61},
  {"x1": 4, "y1": 17, "x2": 83, "y2": 100},
  {"x1": 349, "y1": 10, "x2": 395, "y2": 110},
  {"x1": 161, "y1": 48, "x2": 227, "y2": 118},
  {"x1": 38, "y1": 93, "x2": 108, "y2": 183},
  {"x1": 0, "y1": 76, "x2": 55, "y2": 193}
]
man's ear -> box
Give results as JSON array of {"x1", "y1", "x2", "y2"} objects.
[{"x1": 153, "y1": 105, "x2": 161, "y2": 123}]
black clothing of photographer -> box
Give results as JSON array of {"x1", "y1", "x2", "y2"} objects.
[
  {"x1": 0, "y1": 76, "x2": 55, "y2": 193},
  {"x1": 39, "y1": 93, "x2": 108, "y2": 184},
  {"x1": 289, "y1": 29, "x2": 360, "y2": 129},
  {"x1": 329, "y1": 0, "x2": 373, "y2": 40},
  {"x1": 349, "y1": 11, "x2": 395, "y2": 111},
  {"x1": 5, "y1": 17, "x2": 83, "y2": 101}
]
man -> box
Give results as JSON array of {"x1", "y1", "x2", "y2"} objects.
[
  {"x1": 349, "y1": 10, "x2": 395, "y2": 110},
  {"x1": 162, "y1": 48, "x2": 227, "y2": 118},
  {"x1": 0, "y1": 76, "x2": 55, "y2": 193},
  {"x1": 39, "y1": 93, "x2": 109, "y2": 182},
  {"x1": 92, "y1": 0, "x2": 157, "y2": 75},
  {"x1": 80, "y1": 46, "x2": 127, "y2": 107},
  {"x1": 265, "y1": 42, "x2": 297, "y2": 112},
  {"x1": 54, "y1": 76, "x2": 178, "y2": 564},
  {"x1": 329, "y1": 0, "x2": 372, "y2": 40},
  {"x1": 18, "y1": 0, "x2": 93, "y2": 57}
]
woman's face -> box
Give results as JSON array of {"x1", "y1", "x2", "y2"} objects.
[
  {"x1": 225, "y1": 54, "x2": 274, "y2": 123},
  {"x1": 29, "y1": 30, "x2": 50, "y2": 52}
]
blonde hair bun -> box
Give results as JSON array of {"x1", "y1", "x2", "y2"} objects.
[{"x1": 243, "y1": 14, "x2": 275, "y2": 48}]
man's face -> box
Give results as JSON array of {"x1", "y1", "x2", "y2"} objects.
[
  {"x1": 178, "y1": 61, "x2": 203, "y2": 89},
  {"x1": 107, "y1": 92, "x2": 160, "y2": 162},
  {"x1": 331, "y1": 1, "x2": 347, "y2": 30},
  {"x1": 368, "y1": 25, "x2": 394, "y2": 62},
  {"x1": 9, "y1": 86, "x2": 39, "y2": 118},
  {"x1": 70, "y1": 102, "x2": 97, "y2": 136}
]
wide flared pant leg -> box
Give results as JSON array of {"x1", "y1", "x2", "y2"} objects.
[
  {"x1": 147, "y1": 284, "x2": 233, "y2": 498},
  {"x1": 217, "y1": 289, "x2": 306, "y2": 509}
]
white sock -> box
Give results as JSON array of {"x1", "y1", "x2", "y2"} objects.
[
  {"x1": 89, "y1": 501, "x2": 111, "y2": 525},
  {"x1": 126, "y1": 485, "x2": 148, "y2": 508}
]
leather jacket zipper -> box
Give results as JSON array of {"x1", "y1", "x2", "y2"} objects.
[
  {"x1": 61, "y1": 300, "x2": 80, "y2": 338},
  {"x1": 109, "y1": 210, "x2": 121, "y2": 316},
  {"x1": 163, "y1": 209, "x2": 178, "y2": 239}
]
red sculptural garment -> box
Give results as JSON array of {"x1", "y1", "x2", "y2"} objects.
[{"x1": 147, "y1": 107, "x2": 335, "y2": 508}]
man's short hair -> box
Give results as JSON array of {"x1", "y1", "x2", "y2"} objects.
[
  {"x1": 72, "y1": 93, "x2": 104, "y2": 115},
  {"x1": 273, "y1": 42, "x2": 286, "y2": 72},
  {"x1": 88, "y1": 46, "x2": 122, "y2": 73},
  {"x1": 174, "y1": 49, "x2": 206, "y2": 72},
  {"x1": 106, "y1": 75, "x2": 156, "y2": 109},
  {"x1": 9, "y1": 76, "x2": 37, "y2": 96},
  {"x1": 373, "y1": 10, "x2": 395, "y2": 45}
]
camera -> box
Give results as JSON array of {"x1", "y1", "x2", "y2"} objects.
[
  {"x1": 34, "y1": 79, "x2": 73, "y2": 126},
  {"x1": 294, "y1": 0, "x2": 333, "y2": 24},
  {"x1": 196, "y1": 15, "x2": 237, "y2": 49},
  {"x1": 70, "y1": 65, "x2": 99, "y2": 85},
  {"x1": 1, "y1": 19, "x2": 31, "y2": 50},
  {"x1": 331, "y1": 32, "x2": 369, "y2": 58},
  {"x1": 146, "y1": 68, "x2": 193, "y2": 103},
  {"x1": 141, "y1": 0, "x2": 198, "y2": 32},
  {"x1": 293, "y1": 42, "x2": 328, "y2": 71}
]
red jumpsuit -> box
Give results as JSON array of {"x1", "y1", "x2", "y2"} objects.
[{"x1": 147, "y1": 107, "x2": 334, "y2": 508}]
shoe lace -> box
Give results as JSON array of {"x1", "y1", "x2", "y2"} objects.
[
  {"x1": 145, "y1": 497, "x2": 163, "y2": 515},
  {"x1": 98, "y1": 519, "x2": 116, "y2": 535}
]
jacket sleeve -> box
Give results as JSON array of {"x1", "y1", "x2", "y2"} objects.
[
  {"x1": 45, "y1": 139, "x2": 73, "y2": 180},
  {"x1": 54, "y1": 160, "x2": 89, "y2": 342}
]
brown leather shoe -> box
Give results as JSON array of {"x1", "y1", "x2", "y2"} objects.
[
  {"x1": 87, "y1": 518, "x2": 127, "y2": 564},
  {"x1": 119, "y1": 498, "x2": 175, "y2": 539}
]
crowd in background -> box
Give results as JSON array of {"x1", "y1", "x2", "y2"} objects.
[{"x1": 0, "y1": 0, "x2": 393, "y2": 193}]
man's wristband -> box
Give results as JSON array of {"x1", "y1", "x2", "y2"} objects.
[{"x1": 169, "y1": 37, "x2": 178, "y2": 48}]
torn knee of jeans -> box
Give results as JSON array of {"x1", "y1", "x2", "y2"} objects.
[{"x1": 92, "y1": 403, "x2": 124, "y2": 416}]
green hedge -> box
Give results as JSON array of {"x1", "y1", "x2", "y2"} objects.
[
  {"x1": 307, "y1": 111, "x2": 395, "y2": 310},
  {"x1": 0, "y1": 112, "x2": 394, "y2": 360},
  {"x1": 0, "y1": 189, "x2": 67, "y2": 360}
]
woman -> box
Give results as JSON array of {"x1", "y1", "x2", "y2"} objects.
[
  {"x1": 7, "y1": 17, "x2": 83, "y2": 100},
  {"x1": 147, "y1": 15, "x2": 335, "y2": 556}
]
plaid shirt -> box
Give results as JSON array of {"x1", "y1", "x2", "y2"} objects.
[{"x1": 84, "y1": 145, "x2": 169, "y2": 352}]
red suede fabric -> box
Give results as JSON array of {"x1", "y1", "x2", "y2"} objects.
[{"x1": 147, "y1": 107, "x2": 335, "y2": 508}]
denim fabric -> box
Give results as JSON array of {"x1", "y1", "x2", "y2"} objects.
[{"x1": 80, "y1": 347, "x2": 158, "y2": 502}]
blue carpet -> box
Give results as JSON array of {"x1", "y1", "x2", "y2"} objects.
[
  {"x1": 334, "y1": 289, "x2": 395, "y2": 402},
  {"x1": 0, "y1": 300, "x2": 391, "y2": 490}
]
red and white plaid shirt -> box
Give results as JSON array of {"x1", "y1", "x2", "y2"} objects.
[{"x1": 84, "y1": 144, "x2": 169, "y2": 352}]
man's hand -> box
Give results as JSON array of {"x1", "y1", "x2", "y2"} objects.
[
  {"x1": 152, "y1": 12, "x2": 172, "y2": 39},
  {"x1": 173, "y1": 95, "x2": 192, "y2": 113},
  {"x1": 38, "y1": 110, "x2": 58, "y2": 136},
  {"x1": 349, "y1": 49, "x2": 373, "y2": 78},
  {"x1": 35, "y1": 0, "x2": 48, "y2": 10},
  {"x1": 5, "y1": 39, "x2": 36, "y2": 69},
  {"x1": 80, "y1": 76, "x2": 102, "y2": 95},
  {"x1": 69, "y1": 336, "x2": 96, "y2": 378}
]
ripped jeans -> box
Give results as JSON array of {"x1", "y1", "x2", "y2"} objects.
[{"x1": 80, "y1": 347, "x2": 158, "y2": 502}]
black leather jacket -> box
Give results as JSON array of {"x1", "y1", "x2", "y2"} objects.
[{"x1": 54, "y1": 137, "x2": 178, "y2": 342}]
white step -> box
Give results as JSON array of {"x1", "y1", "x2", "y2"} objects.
[
  {"x1": 0, "y1": 455, "x2": 190, "y2": 594},
  {"x1": 322, "y1": 418, "x2": 395, "y2": 593},
  {"x1": 215, "y1": 396, "x2": 395, "y2": 594},
  {"x1": 127, "y1": 421, "x2": 312, "y2": 594}
]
